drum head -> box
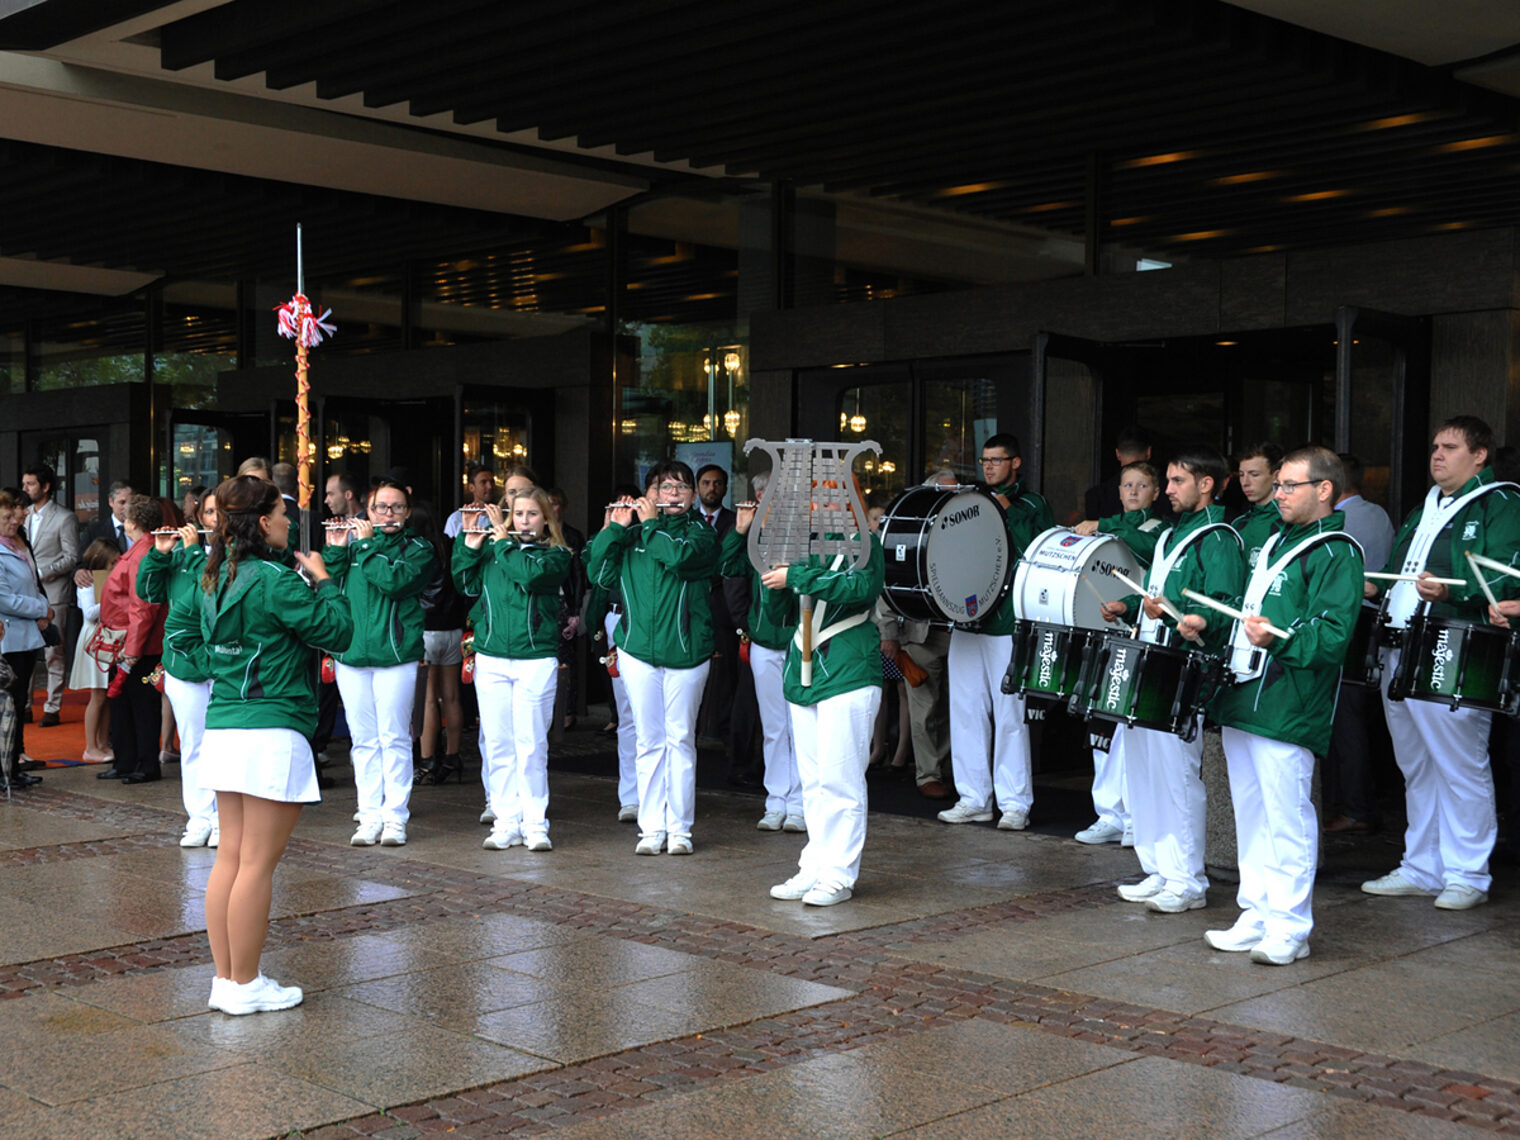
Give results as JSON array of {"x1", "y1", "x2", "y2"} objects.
[
  {"x1": 922, "y1": 489, "x2": 1012, "y2": 625},
  {"x1": 1013, "y1": 527, "x2": 1142, "y2": 628}
]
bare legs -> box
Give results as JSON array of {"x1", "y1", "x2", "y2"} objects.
[
  {"x1": 420, "y1": 663, "x2": 463, "y2": 759},
  {"x1": 83, "y1": 690, "x2": 110, "y2": 755},
  {"x1": 205, "y1": 792, "x2": 303, "y2": 983}
]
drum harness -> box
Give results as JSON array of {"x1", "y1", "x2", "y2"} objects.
[
  {"x1": 1385, "y1": 481, "x2": 1517, "y2": 631},
  {"x1": 789, "y1": 553, "x2": 872, "y2": 670},
  {"x1": 1138, "y1": 522, "x2": 1240, "y2": 644},
  {"x1": 1228, "y1": 529, "x2": 1364, "y2": 684}
]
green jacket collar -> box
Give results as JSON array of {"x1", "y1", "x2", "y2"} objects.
[{"x1": 1273, "y1": 510, "x2": 1346, "y2": 545}]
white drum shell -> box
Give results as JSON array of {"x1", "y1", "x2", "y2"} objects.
[{"x1": 1013, "y1": 527, "x2": 1143, "y2": 629}]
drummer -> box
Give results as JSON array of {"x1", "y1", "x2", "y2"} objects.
[
  {"x1": 1100, "y1": 447, "x2": 1244, "y2": 913},
  {"x1": 1363, "y1": 415, "x2": 1520, "y2": 911},
  {"x1": 1209, "y1": 446, "x2": 1363, "y2": 965},
  {"x1": 1232, "y1": 442, "x2": 1285, "y2": 568},
  {"x1": 1071, "y1": 460, "x2": 1165, "y2": 846},
  {"x1": 937, "y1": 433, "x2": 1054, "y2": 832}
]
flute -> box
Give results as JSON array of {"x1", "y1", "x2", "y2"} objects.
[
  {"x1": 603, "y1": 501, "x2": 681, "y2": 512},
  {"x1": 151, "y1": 527, "x2": 214, "y2": 535},
  {"x1": 734, "y1": 500, "x2": 759, "y2": 510}
]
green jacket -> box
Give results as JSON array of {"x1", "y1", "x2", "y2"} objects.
[
  {"x1": 452, "y1": 536, "x2": 571, "y2": 660},
  {"x1": 719, "y1": 528, "x2": 797, "y2": 651},
  {"x1": 1097, "y1": 506, "x2": 1166, "y2": 566},
  {"x1": 762, "y1": 535, "x2": 885, "y2": 705},
  {"x1": 973, "y1": 480, "x2": 1056, "y2": 635},
  {"x1": 1371, "y1": 468, "x2": 1520, "y2": 621},
  {"x1": 1211, "y1": 513, "x2": 1364, "y2": 753},
  {"x1": 1125, "y1": 505, "x2": 1245, "y2": 654},
  {"x1": 322, "y1": 528, "x2": 435, "y2": 668},
  {"x1": 199, "y1": 555, "x2": 354, "y2": 735},
  {"x1": 1231, "y1": 501, "x2": 1281, "y2": 569},
  {"x1": 136, "y1": 543, "x2": 211, "y2": 683},
  {"x1": 585, "y1": 509, "x2": 720, "y2": 669}
]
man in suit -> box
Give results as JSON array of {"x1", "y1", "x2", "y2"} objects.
[
  {"x1": 1083, "y1": 426, "x2": 1152, "y2": 523},
  {"x1": 692, "y1": 464, "x2": 746, "y2": 766},
  {"x1": 23, "y1": 464, "x2": 79, "y2": 726},
  {"x1": 79, "y1": 481, "x2": 133, "y2": 556}
]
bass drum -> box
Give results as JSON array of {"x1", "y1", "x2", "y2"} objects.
[
  {"x1": 878, "y1": 485, "x2": 1012, "y2": 627},
  {"x1": 1012, "y1": 527, "x2": 1142, "y2": 630}
]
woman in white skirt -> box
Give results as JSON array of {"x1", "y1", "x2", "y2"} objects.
[
  {"x1": 68, "y1": 538, "x2": 121, "y2": 762},
  {"x1": 199, "y1": 475, "x2": 352, "y2": 1015},
  {"x1": 453, "y1": 488, "x2": 570, "y2": 852}
]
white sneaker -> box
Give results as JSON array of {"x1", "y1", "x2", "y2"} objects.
[
  {"x1": 479, "y1": 805, "x2": 496, "y2": 825},
  {"x1": 1121, "y1": 826, "x2": 1135, "y2": 848},
  {"x1": 1434, "y1": 883, "x2": 1488, "y2": 910},
  {"x1": 1146, "y1": 888, "x2": 1207, "y2": 914},
  {"x1": 938, "y1": 802, "x2": 993, "y2": 824},
  {"x1": 380, "y1": 823, "x2": 407, "y2": 847},
  {"x1": 179, "y1": 820, "x2": 214, "y2": 848},
  {"x1": 1074, "y1": 821, "x2": 1123, "y2": 845},
  {"x1": 215, "y1": 974, "x2": 303, "y2": 1015},
  {"x1": 1250, "y1": 937, "x2": 1310, "y2": 966},
  {"x1": 1361, "y1": 869, "x2": 1437, "y2": 897},
  {"x1": 770, "y1": 873, "x2": 814, "y2": 900},
  {"x1": 352, "y1": 810, "x2": 362, "y2": 822},
  {"x1": 208, "y1": 976, "x2": 230, "y2": 1009},
  {"x1": 782, "y1": 815, "x2": 806, "y2": 833},
  {"x1": 482, "y1": 826, "x2": 523, "y2": 851},
  {"x1": 617, "y1": 804, "x2": 638, "y2": 823},
  {"x1": 667, "y1": 835, "x2": 693, "y2": 856},
  {"x1": 997, "y1": 809, "x2": 1029, "y2": 831},
  {"x1": 1117, "y1": 874, "x2": 1165, "y2": 902},
  {"x1": 757, "y1": 811, "x2": 785, "y2": 831},
  {"x1": 207, "y1": 828, "x2": 219, "y2": 849},
  {"x1": 350, "y1": 821, "x2": 383, "y2": 846},
  {"x1": 802, "y1": 881, "x2": 853, "y2": 907},
  {"x1": 635, "y1": 833, "x2": 666, "y2": 855},
  {"x1": 524, "y1": 832, "x2": 553, "y2": 852},
  {"x1": 1204, "y1": 920, "x2": 1265, "y2": 952}
]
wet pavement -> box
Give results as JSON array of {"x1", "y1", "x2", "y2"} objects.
[{"x1": 1, "y1": 731, "x2": 1517, "y2": 1139}]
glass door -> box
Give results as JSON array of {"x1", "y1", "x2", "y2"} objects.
[{"x1": 1334, "y1": 306, "x2": 1430, "y2": 521}]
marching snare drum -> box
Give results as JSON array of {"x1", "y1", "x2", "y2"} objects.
[
  {"x1": 1072, "y1": 632, "x2": 1224, "y2": 742},
  {"x1": 1012, "y1": 527, "x2": 1143, "y2": 630},
  {"x1": 1387, "y1": 612, "x2": 1520, "y2": 715},
  {"x1": 1002, "y1": 621, "x2": 1098, "y2": 700},
  {"x1": 1342, "y1": 602, "x2": 1391, "y2": 687},
  {"x1": 878, "y1": 485, "x2": 1012, "y2": 627}
]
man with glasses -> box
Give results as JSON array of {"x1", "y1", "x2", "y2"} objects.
[
  {"x1": 1362, "y1": 416, "x2": 1520, "y2": 911},
  {"x1": 1232, "y1": 442, "x2": 1285, "y2": 569},
  {"x1": 938, "y1": 433, "x2": 1053, "y2": 831},
  {"x1": 1208, "y1": 446, "x2": 1363, "y2": 964}
]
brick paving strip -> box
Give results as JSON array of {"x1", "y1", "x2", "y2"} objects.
[{"x1": 4, "y1": 789, "x2": 1519, "y2": 1135}]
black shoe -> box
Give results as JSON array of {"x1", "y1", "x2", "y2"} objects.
[
  {"x1": 416, "y1": 753, "x2": 463, "y2": 785},
  {"x1": 17, "y1": 758, "x2": 46, "y2": 772},
  {"x1": 122, "y1": 770, "x2": 162, "y2": 785},
  {"x1": 40, "y1": 711, "x2": 60, "y2": 727},
  {"x1": 317, "y1": 774, "x2": 336, "y2": 790},
  {"x1": 97, "y1": 768, "x2": 127, "y2": 780},
  {"x1": 3, "y1": 771, "x2": 42, "y2": 788}
]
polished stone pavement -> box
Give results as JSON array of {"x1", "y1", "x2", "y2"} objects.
[{"x1": 0, "y1": 741, "x2": 1516, "y2": 1140}]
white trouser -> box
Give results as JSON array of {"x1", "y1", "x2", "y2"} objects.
[
  {"x1": 619, "y1": 652, "x2": 709, "y2": 839},
  {"x1": 789, "y1": 685, "x2": 882, "y2": 888},
  {"x1": 475, "y1": 653, "x2": 557, "y2": 835},
  {"x1": 335, "y1": 662, "x2": 417, "y2": 827},
  {"x1": 1091, "y1": 723, "x2": 1130, "y2": 832},
  {"x1": 750, "y1": 644, "x2": 801, "y2": 815},
  {"x1": 163, "y1": 673, "x2": 215, "y2": 826},
  {"x1": 1221, "y1": 727, "x2": 1317, "y2": 941},
  {"x1": 1381, "y1": 648, "x2": 1496, "y2": 893},
  {"x1": 1126, "y1": 722, "x2": 1208, "y2": 896},
  {"x1": 43, "y1": 600, "x2": 72, "y2": 713},
  {"x1": 946, "y1": 631, "x2": 1032, "y2": 813},
  {"x1": 605, "y1": 611, "x2": 638, "y2": 808}
]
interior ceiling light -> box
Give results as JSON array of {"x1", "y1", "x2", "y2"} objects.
[
  {"x1": 1282, "y1": 189, "x2": 1352, "y2": 202},
  {"x1": 1433, "y1": 135, "x2": 1517, "y2": 153},
  {"x1": 1211, "y1": 170, "x2": 1285, "y2": 186},
  {"x1": 1365, "y1": 206, "x2": 1411, "y2": 218},
  {"x1": 1215, "y1": 340, "x2": 1239, "y2": 346},
  {"x1": 1170, "y1": 229, "x2": 1231, "y2": 242},
  {"x1": 1024, "y1": 200, "x2": 1078, "y2": 213},
  {"x1": 1108, "y1": 216, "x2": 1153, "y2": 227},
  {"x1": 1359, "y1": 112, "x2": 1441, "y2": 130},
  {"x1": 1248, "y1": 244, "x2": 1286, "y2": 253},
  {"x1": 1432, "y1": 221, "x2": 1471, "y2": 230},
  {"x1": 933, "y1": 181, "x2": 1010, "y2": 197},
  {"x1": 1118, "y1": 151, "x2": 1200, "y2": 169}
]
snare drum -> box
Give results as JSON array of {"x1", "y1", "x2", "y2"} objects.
[
  {"x1": 1387, "y1": 612, "x2": 1520, "y2": 715},
  {"x1": 1073, "y1": 632, "x2": 1224, "y2": 742},
  {"x1": 1002, "y1": 621, "x2": 1097, "y2": 700},
  {"x1": 1342, "y1": 602, "x2": 1390, "y2": 687},
  {"x1": 1012, "y1": 527, "x2": 1143, "y2": 630},
  {"x1": 878, "y1": 485, "x2": 1012, "y2": 627}
]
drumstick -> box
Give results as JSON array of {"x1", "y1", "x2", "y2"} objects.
[
  {"x1": 1468, "y1": 551, "x2": 1520, "y2": 583},
  {"x1": 1465, "y1": 551, "x2": 1503, "y2": 614},
  {"x1": 1181, "y1": 588, "x2": 1294, "y2": 640},
  {"x1": 1111, "y1": 568, "x2": 1185, "y2": 623},
  {"x1": 1364, "y1": 571, "x2": 1465, "y2": 586}
]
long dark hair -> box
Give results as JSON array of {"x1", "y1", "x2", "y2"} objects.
[{"x1": 202, "y1": 474, "x2": 282, "y2": 592}]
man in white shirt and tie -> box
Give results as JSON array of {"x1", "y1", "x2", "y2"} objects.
[
  {"x1": 80, "y1": 481, "x2": 133, "y2": 555},
  {"x1": 23, "y1": 464, "x2": 78, "y2": 726}
]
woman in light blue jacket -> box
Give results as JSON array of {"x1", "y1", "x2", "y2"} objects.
[{"x1": 1, "y1": 487, "x2": 50, "y2": 785}]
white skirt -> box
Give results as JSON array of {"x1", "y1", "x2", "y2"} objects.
[
  {"x1": 202, "y1": 727, "x2": 320, "y2": 804},
  {"x1": 68, "y1": 618, "x2": 115, "y2": 691}
]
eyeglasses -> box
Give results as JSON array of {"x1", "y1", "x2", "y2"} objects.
[
  {"x1": 370, "y1": 502, "x2": 408, "y2": 514},
  {"x1": 980, "y1": 456, "x2": 1012, "y2": 466},
  {"x1": 658, "y1": 482, "x2": 691, "y2": 493},
  {"x1": 1271, "y1": 479, "x2": 1327, "y2": 494}
]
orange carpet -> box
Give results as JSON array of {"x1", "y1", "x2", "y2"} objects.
[{"x1": 22, "y1": 689, "x2": 97, "y2": 767}]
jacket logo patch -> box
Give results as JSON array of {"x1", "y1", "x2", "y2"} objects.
[
  {"x1": 1463, "y1": 521, "x2": 1479, "y2": 540},
  {"x1": 1268, "y1": 574, "x2": 1285, "y2": 596}
]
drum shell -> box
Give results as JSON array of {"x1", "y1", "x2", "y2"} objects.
[
  {"x1": 878, "y1": 485, "x2": 1012, "y2": 627},
  {"x1": 1389, "y1": 614, "x2": 1519, "y2": 715},
  {"x1": 1073, "y1": 632, "x2": 1220, "y2": 741},
  {"x1": 1013, "y1": 527, "x2": 1142, "y2": 630},
  {"x1": 1342, "y1": 602, "x2": 1389, "y2": 688},
  {"x1": 1003, "y1": 621, "x2": 1096, "y2": 699}
]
